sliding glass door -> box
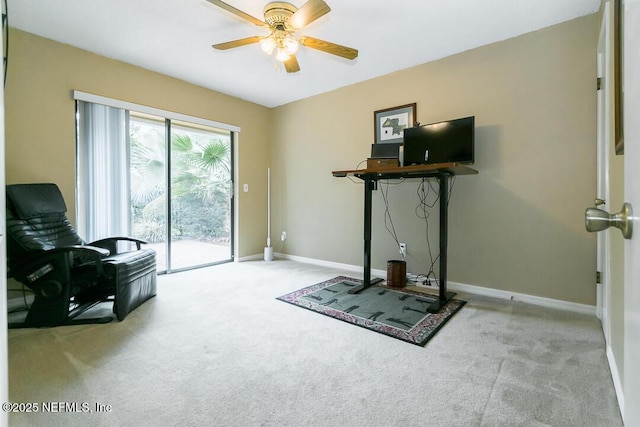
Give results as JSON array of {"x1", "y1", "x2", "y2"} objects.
[
  {"x1": 167, "y1": 119, "x2": 232, "y2": 271},
  {"x1": 78, "y1": 102, "x2": 234, "y2": 274}
]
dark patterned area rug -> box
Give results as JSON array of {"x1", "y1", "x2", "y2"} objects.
[{"x1": 276, "y1": 276, "x2": 466, "y2": 346}]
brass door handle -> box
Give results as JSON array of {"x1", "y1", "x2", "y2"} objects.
[{"x1": 585, "y1": 203, "x2": 633, "y2": 239}]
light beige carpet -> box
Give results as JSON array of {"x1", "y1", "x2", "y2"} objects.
[{"x1": 8, "y1": 260, "x2": 623, "y2": 426}]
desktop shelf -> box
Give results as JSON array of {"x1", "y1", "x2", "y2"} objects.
[{"x1": 332, "y1": 162, "x2": 478, "y2": 179}]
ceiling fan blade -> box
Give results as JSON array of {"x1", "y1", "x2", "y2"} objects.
[
  {"x1": 289, "y1": 0, "x2": 331, "y2": 29},
  {"x1": 206, "y1": 0, "x2": 266, "y2": 27},
  {"x1": 212, "y1": 36, "x2": 262, "y2": 50},
  {"x1": 300, "y1": 36, "x2": 358, "y2": 60},
  {"x1": 284, "y1": 55, "x2": 301, "y2": 73}
]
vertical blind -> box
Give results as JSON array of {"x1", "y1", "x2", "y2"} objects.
[
  {"x1": 74, "y1": 91, "x2": 239, "y2": 254},
  {"x1": 76, "y1": 101, "x2": 131, "y2": 241}
]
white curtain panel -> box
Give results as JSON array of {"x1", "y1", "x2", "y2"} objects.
[{"x1": 76, "y1": 101, "x2": 131, "y2": 242}]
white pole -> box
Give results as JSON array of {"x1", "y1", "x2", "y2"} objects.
[
  {"x1": 264, "y1": 167, "x2": 274, "y2": 261},
  {"x1": 267, "y1": 167, "x2": 271, "y2": 247}
]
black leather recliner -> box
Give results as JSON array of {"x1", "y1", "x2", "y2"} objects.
[{"x1": 6, "y1": 183, "x2": 157, "y2": 328}]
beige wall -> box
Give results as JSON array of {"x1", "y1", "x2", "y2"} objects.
[
  {"x1": 272, "y1": 14, "x2": 600, "y2": 305},
  {"x1": 4, "y1": 28, "x2": 272, "y2": 258},
  {"x1": 5, "y1": 14, "x2": 601, "y2": 305}
]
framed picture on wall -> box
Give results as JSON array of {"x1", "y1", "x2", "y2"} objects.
[{"x1": 374, "y1": 103, "x2": 416, "y2": 144}]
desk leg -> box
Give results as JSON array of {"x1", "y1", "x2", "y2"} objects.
[
  {"x1": 349, "y1": 178, "x2": 382, "y2": 294},
  {"x1": 427, "y1": 174, "x2": 456, "y2": 312}
]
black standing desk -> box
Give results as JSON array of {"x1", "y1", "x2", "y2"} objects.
[{"x1": 332, "y1": 163, "x2": 478, "y2": 313}]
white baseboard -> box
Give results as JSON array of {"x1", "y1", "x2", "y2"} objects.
[
  {"x1": 606, "y1": 345, "x2": 625, "y2": 421},
  {"x1": 271, "y1": 253, "x2": 596, "y2": 316},
  {"x1": 235, "y1": 253, "x2": 263, "y2": 262},
  {"x1": 273, "y1": 253, "x2": 367, "y2": 274},
  {"x1": 447, "y1": 280, "x2": 596, "y2": 316}
]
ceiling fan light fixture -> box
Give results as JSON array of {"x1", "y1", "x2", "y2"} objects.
[
  {"x1": 283, "y1": 36, "x2": 299, "y2": 54},
  {"x1": 260, "y1": 36, "x2": 276, "y2": 54},
  {"x1": 275, "y1": 47, "x2": 291, "y2": 62},
  {"x1": 210, "y1": 0, "x2": 357, "y2": 73}
]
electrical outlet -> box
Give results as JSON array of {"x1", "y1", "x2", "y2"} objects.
[
  {"x1": 281, "y1": 231, "x2": 287, "y2": 241},
  {"x1": 399, "y1": 243, "x2": 406, "y2": 256}
]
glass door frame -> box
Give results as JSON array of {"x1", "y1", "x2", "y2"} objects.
[
  {"x1": 158, "y1": 118, "x2": 236, "y2": 274},
  {"x1": 74, "y1": 91, "x2": 238, "y2": 275}
]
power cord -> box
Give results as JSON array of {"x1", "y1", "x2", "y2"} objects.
[
  {"x1": 7, "y1": 284, "x2": 34, "y2": 312},
  {"x1": 415, "y1": 178, "x2": 439, "y2": 282},
  {"x1": 413, "y1": 176, "x2": 458, "y2": 286},
  {"x1": 379, "y1": 179, "x2": 405, "y2": 260},
  {"x1": 346, "y1": 159, "x2": 368, "y2": 184},
  {"x1": 375, "y1": 175, "x2": 457, "y2": 287}
]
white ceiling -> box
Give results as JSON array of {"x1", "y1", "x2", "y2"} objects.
[{"x1": 8, "y1": 0, "x2": 600, "y2": 108}]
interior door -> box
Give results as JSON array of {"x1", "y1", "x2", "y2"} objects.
[
  {"x1": 0, "y1": 17, "x2": 8, "y2": 426},
  {"x1": 623, "y1": 1, "x2": 640, "y2": 424},
  {"x1": 596, "y1": 11, "x2": 611, "y2": 338}
]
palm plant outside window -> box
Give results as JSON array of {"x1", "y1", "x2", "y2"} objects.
[{"x1": 77, "y1": 101, "x2": 234, "y2": 274}]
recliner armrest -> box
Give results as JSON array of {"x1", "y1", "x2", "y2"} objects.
[
  {"x1": 90, "y1": 237, "x2": 149, "y2": 253},
  {"x1": 63, "y1": 245, "x2": 111, "y2": 257}
]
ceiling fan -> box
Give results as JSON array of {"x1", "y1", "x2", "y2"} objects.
[{"x1": 207, "y1": 0, "x2": 358, "y2": 73}]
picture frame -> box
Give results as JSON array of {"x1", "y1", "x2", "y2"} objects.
[
  {"x1": 614, "y1": 0, "x2": 624, "y2": 155},
  {"x1": 374, "y1": 103, "x2": 416, "y2": 144}
]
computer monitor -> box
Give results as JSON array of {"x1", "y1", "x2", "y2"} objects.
[{"x1": 403, "y1": 116, "x2": 475, "y2": 165}]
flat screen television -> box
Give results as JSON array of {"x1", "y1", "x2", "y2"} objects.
[{"x1": 403, "y1": 116, "x2": 475, "y2": 165}]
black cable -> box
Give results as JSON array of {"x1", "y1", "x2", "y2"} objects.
[
  {"x1": 22, "y1": 283, "x2": 32, "y2": 309},
  {"x1": 414, "y1": 178, "x2": 439, "y2": 215},
  {"x1": 346, "y1": 159, "x2": 368, "y2": 184},
  {"x1": 360, "y1": 172, "x2": 459, "y2": 287},
  {"x1": 7, "y1": 288, "x2": 34, "y2": 294},
  {"x1": 379, "y1": 179, "x2": 404, "y2": 259},
  {"x1": 2, "y1": 0, "x2": 8, "y2": 88},
  {"x1": 418, "y1": 176, "x2": 457, "y2": 286},
  {"x1": 414, "y1": 178, "x2": 439, "y2": 283},
  {"x1": 448, "y1": 176, "x2": 456, "y2": 206},
  {"x1": 7, "y1": 284, "x2": 34, "y2": 312},
  {"x1": 372, "y1": 174, "x2": 457, "y2": 286}
]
